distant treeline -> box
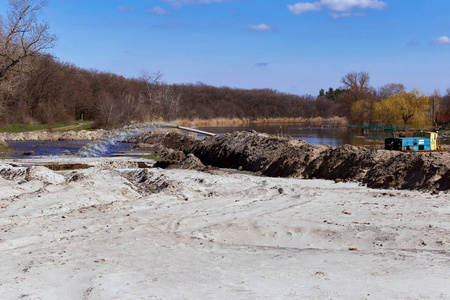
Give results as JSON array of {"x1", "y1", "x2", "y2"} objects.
[
  {"x1": 1, "y1": 55, "x2": 450, "y2": 129},
  {"x1": 0, "y1": 55, "x2": 341, "y2": 128}
]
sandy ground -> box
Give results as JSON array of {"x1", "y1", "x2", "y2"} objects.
[{"x1": 0, "y1": 157, "x2": 449, "y2": 299}]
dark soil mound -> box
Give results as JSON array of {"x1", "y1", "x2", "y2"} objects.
[
  {"x1": 185, "y1": 130, "x2": 329, "y2": 178},
  {"x1": 129, "y1": 130, "x2": 450, "y2": 192}
]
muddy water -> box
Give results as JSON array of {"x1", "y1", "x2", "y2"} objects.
[{"x1": 197, "y1": 122, "x2": 390, "y2": 148}]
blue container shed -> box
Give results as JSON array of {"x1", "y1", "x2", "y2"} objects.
[
  {"x1": 385, "y1": 132, "x2": 440, "y2": 151},
  {"x1": 387, "y1": 137, "x2": 430, "y2": 151}
]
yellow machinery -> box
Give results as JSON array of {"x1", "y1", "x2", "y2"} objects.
[{"x1": 412, "y1": 132, "x2": 441, "y2": 150}]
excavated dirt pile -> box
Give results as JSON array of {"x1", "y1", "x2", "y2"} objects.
[{"x1": 131, "y1": 130, "x2": 450, "y2": 192}]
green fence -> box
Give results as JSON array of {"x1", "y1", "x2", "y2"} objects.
[{"x1": 348, "y1": 123, "x2": 406, "y2": 132}]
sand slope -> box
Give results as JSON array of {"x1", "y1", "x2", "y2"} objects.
[{"x1": 0, "y1": 158, "x2": 449, "y2": 299}]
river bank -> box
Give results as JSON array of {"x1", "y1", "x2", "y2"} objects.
[{"x1": 0, "y1": 156, "x2": 449, "y2": 299}]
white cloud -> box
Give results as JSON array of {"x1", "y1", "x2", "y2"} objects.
[
  {"x1": 287, "y1": 2, "x2": 321, "y2": 15},
  {"x1": 249, "y1": 24, "x2": 275, "y2": 31},
  {"x1": 432, "y1": 36, "x2": 450, "y2": 45},
  {"x1": 146, "y1": 6, "x2": 172, "y2": 15},
  {"x1": 288, "y1": 0, "x2": 388, "y2": 16},
  {"x1": 162, "y1": 0, "x2": 233, "y2": 8},
  {"x1": 321, "y1": 0, "x2": 387, "y2": 12}
]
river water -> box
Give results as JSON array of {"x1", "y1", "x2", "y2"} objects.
[
  {"x1": 197, "y1": 123, "x2": 389, "y2": 148},
  {"x1": 5, "y1": 122, "x2": 392, "y2": 157},
  {"x1": 6, "y1": 140, "x2": 136, "y2": 158}
]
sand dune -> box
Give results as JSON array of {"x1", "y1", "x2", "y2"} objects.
[{"x1": 0, "y1": 157, "x2": 449, "y2": 299}]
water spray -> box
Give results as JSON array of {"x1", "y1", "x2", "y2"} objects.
[{"x1": 77, "y1": 122, "x2": 215, "y2": 157}]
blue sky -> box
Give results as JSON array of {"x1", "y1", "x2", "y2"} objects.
[{"x1": 4, "y1": 0, "x2": 450, "y2": 95}]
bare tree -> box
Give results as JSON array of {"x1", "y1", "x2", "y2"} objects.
[
  {"x1": 377, "y1": 83, "x2": 406, "y2": 99},
  {"x1": 139, "y1": 69, "x2": 180, "y2": 121},
  {"x1": 140, "y1": 69, "x2": 163, "y2": 86},
  {"x1": 341, "y1": 71, "x2": 371, "y2": 97},
  {"x1": 139, "y1": 69, "x2": 163, "y2": 119},
  {"x1": 338, "y1": 72, "x2": 376, "y2": 118},
  {"x1": 0, "y1": 0, "x2": 57, "y2": 80},
  {"x1": 437, "y1": 89, "x2": 450, "y2": 124},
  {"x1": 95, "y1": 92, "x2": 144, "y2": 129},
  {"x1": 157, "y1": 84, "x2": 181, "y2": 120}
]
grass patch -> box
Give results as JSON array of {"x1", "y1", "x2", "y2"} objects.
[
  {"x1": 56, "y1": 121, "x2": 95, "y2": 132},
  {"x1": 0, "y1": 123, "x2": 52, "y2": 133},
  {"x1": 140, "y1": 154, "x2": 161, "y2": 160}
]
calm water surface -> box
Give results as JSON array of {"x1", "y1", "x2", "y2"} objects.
[{"x1": 198, "y1": 122, "x2": 389, "y2": 148}]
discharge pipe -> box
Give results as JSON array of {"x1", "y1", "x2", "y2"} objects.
[{"x1": 174, "y1": 125, "x2": 216, "y2": 136}]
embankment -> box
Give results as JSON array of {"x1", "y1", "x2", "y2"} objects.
[{"x1": 131, "y1": 130, "x2": 450, "y2": 192}]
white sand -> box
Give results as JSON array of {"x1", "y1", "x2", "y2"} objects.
[{"x1": 0, "y1": 157, "x2": 449, "y2": 299}]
